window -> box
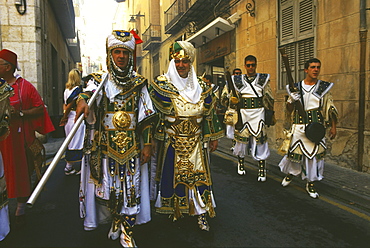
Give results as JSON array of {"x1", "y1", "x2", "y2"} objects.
[{"x1": 278, "y1": 0, "x2": 315, "y2": 90}]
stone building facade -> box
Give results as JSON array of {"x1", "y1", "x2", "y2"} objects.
[
  {"x1": 119, "y1": 0, "x2": 370, "y2": 173},
  {"x1": 0, "y1": 0, "x2": 80, "y2": 118}
]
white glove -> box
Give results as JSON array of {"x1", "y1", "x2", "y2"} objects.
[{"x1": 287, "y1": 91, "x2": 300, "y2": 103}]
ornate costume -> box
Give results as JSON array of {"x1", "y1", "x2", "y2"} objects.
[
  {"x1": 78, "y1": 31, "x2": 156, "y2": 247},
  {"x1": 278, "y1": 80, "x2": 338, "y2": 193},
  {"x1": 150, "y1": 41, "x2": 223, "y2": 231},
  {"x1": 223, "y1": 72, "x2": 274, "y2": 180}
]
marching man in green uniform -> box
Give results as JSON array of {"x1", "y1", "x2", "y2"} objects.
[{"x1": 278, "y1": 58, "x2": 338, "y2": 199}]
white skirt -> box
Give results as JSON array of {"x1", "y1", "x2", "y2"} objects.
[
  {"x1": 233, "y1": 136, "x2": 270, "y2": 161},
  {"x1": 278, "y1": 155, "x2": 324, "y2": 182},
  {"x1": 65, "y1": 110, "x2": 86, "y2": 150}
]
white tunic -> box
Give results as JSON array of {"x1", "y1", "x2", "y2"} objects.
[
  {"x1": 288, "y1": 82, "x2": 326, "y2": 159},
  {"x1": 63, "y1": 86, "x2": 86, "y2": 152},
  {"x1": 237, "y1": 73, "x2": 269, "y2": 137},
  {"x1": 231, "y1": 73, "x2": 271, "y2": 160},
  {"x1": 278, "y1": 80, "x2": 337, "y2": 182}
]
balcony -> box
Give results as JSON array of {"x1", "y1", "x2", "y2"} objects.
[
  {"x1": 142, "y1": 25, "x2": 162, "y2": 51},
  {"x1": 165, "y1": 0, "x2": 240, "y2": 35},
  {"x1": 66, "y1": 33, "x2": 81, "y2": 63},
  {"x1": 165, "y1": 0, "x2": 190, "y2": 34}
]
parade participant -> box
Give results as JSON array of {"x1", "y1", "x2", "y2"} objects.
[
  {"x1": 76, "y1": 30, "x2": 156, "y2": 247},
  {"x1": 278, "y1": 58, "x2": 338, "y2": 198},
  {"x1": 59, "y1": 69, "x2": 84, "y2": 175},
  {"x1": 0, "y1": 49, "x2": 54, "y2": 226},
  {"x1": 227, "y1": 68, "x2": 243, "y2": 151},
  {"x1": 0, "y1": 78, "x2": 13, "y2": 241},
  {"x1": 223, "y1": 55, "x2": 274, "y2": 181},
  {"x1": 150, "y1": 41, "x2": 223, "y2": 231},
  {"x1": 203, "y1": 74, "x2": 214, "y2": 88},
  {"x1": 232, "y1": 68, "x2": 242, "y2": 75}
]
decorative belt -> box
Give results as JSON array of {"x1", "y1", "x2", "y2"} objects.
[
  {"x1": 165, "y1": 115, "x2": 202, "y2": 137},
  {"x1": 102, "y1": 111, "x2": 136, "y2": 131},
  {"x1": 239, "y1": 97, "x2": 263, "y2": 109},
  {"x1": 288, "y1": 150, "x2": 326, "y2": 162},
  {"x1": 293, "y1": 109, "x2": 324, "y2": 124}
]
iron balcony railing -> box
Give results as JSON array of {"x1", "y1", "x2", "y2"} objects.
[
  {"x1": 142, "y1": 24, "x2": 162, "y2": 50},
  {"x1": 164, "y1": 0, "x2": 191, "y2": 33}
]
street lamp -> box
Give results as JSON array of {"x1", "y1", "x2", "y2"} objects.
[
  {"x1": 129, "y1": 14, "x2": 145, "y2": 23},
  {"x1": 14, "y1": 0, "x2": 27, "y2": 15}
]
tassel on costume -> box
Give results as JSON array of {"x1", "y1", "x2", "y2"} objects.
[
  {"x1": 116, "y1": 191, "x2": 123, "y2": 213},
  {"x1": 189, "y1": 198, "x2": 195, "y2": 216},
  {"x1": 108, "y1": 187, "x2": 116, "y2": 211},
  {"x1": 206, "y1": 194, "x2": 216, "y2": 218},
  {"x1": 155, "y1": 190, "x2": 162, "y2": 208},
  {"x1": 172, "y1": 196, "x2": 183, "y2": 221},
  {"x1": 129, "y1": 186, "x2": 137, "y2": 207}
]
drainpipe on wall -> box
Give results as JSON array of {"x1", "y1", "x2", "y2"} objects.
[{"x1": 358, "y1": 0, "x2": 367, "y2": 172}]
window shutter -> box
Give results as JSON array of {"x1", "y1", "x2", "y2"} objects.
[
  {"x1": 298, "y1": 0, "x2": 314, "y2": 38},
  {"x1": 297, "y1": 38, "x2": 314, "y2": 79},
  {"x1": 279, "y1": 0, "x2": 315, "y2": 90},
  {"x1": 280, "y1": 0, "x2": 294, "y2": 42},
  {"x1": 279, "y1": 43, "x2": 296, "y2": 89}
]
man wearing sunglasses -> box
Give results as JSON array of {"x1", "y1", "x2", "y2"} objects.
[
  {"x1": 224, "y1": 55, "x2": 275, "y2": 182},
  {"x1": 278, "y1": 58, "x2": 338, "y2": 199}
]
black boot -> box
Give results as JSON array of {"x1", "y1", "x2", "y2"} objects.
[
  {"x1": 237, "y1": 156, "x2": 246, "y2": 175},
  {"x1": 120, "y1": 215, "x2": 137, "y2": 247},
  {"x1": 306, "y1": 181, "x2": 319, "y2": 199},
  {"x1": 257, "y1": 160, "x2": 266, "y2": 182}
]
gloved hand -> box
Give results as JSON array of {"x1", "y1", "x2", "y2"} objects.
[{"x1": 287, "y1": 91, "x2": 300, "y2": 103}]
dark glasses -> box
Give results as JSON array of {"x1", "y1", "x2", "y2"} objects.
[{"x1": 245, "y1": 63, "x2": 256, "y2": 68}]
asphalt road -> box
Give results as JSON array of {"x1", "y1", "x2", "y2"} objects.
[{"x1": 1, "y1": 151, "x2": 369, "y2": 247}]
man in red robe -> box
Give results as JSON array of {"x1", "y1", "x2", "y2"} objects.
[{"x1": 0, "y1": 49, "x2": 54, "y2": 226}]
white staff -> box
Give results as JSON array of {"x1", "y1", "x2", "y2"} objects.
[{"x1": 27, "y1": 76, "x2": 106, "y2": 207}]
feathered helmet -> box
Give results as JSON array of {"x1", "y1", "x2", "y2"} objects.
[
  {"x1": 106, "y1": 30, "x2": 136, "y2": 86},
  {"x1": 169, "y1": 41, "x2": 195, "y2": 63}
]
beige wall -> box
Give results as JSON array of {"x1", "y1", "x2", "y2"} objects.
[
  {"x1": 0, "y1": 0, "x2": 40, "y2": 86},
  {"x1": 315, "y1": 0, "x2": 370, "y2": 171}
]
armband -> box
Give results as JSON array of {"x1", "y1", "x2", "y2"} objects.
[
  {"x1": 76, "y1": 93, "x2": 90, "y2": 105},
  {"x1": 142, "y1": 126, "x2": 152, "y2": 145}
]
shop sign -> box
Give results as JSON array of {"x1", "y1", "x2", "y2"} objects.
[{"x1": 199, "y1": 32, "x2": 231, "y2": 64}]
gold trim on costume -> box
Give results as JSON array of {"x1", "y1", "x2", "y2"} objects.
[{"x1": 112, "y1": 111, "x2": 132, "y2": 130}]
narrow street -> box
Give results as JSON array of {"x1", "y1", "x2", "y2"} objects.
[{"x1": 1, "y1": 150, "x2": 369, "y2": 247}]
